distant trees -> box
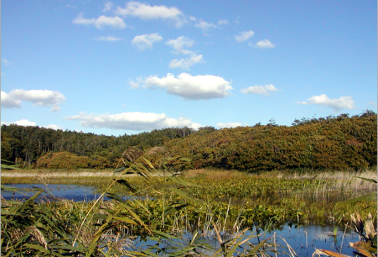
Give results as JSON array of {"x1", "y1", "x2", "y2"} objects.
[
  {"x1": 164, "y1": 111, "x2": 377, "y2": 172},
  {"x1": 1, "y1": 125, "x2": 199, "y2": 168},
  {"x1": 1, "y1": 111, "x2": 376, "y2": 171}
]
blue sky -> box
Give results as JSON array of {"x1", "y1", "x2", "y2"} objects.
[{"x1": 1, "y1": 0, "x2": 377, "y2": 136}]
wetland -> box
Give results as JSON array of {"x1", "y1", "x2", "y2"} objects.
[{"x1": 2, "y1": 168, "x2": 376, "y2": 256}]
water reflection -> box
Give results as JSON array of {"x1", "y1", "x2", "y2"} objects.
[
  {"x1": 1, "y1": 184, "x2": 101, "y2": 201},
  {"x1": 1, "y1": 184, "x2": 361, "y2": 256},
  {"x1": 130, "y1": 224, "x2": 359, "y2": 256}
]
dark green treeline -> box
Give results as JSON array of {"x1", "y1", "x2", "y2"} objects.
[{"x1": 1, "y1": 111, "x2": 376, "y2": 171}]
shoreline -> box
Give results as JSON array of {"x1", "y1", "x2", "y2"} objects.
[{"x1": 0, "y1": 170, "x2": 180, "y2": 178}]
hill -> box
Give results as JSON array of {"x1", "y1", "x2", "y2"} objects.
[{"x1": 1, "y1": 111, "x2": 376, "y2": 172}]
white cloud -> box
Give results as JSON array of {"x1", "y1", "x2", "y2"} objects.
[
  {"x1": 166, "y1": 36, "x2": 194, "y2": 54},
  {"x1": 169, "y1": 54, "x2": 204, "y2": 70},
  {"x1": 254, "y1": 39, "x2": 276, "y2": 49},
  {"x1": 115, "y1": 1, "x2": 186, "y2": 28},
  {"x1": 103, "y1": 1, "x2": 114, "y2": 12},
  {"x1": 1, "y1": 120, "x2": 62, "y2": 130},
  {"x1": 94, "y1": 36, "x2": 122, "y2": 41},
  {"x1": 241, "y1": 84, "x2": 279, "y2": 95},
  {"x1": 1, "y1": 91, "x2": 22, "y2": 108},
  {"x1": 132, "y1": 33, "x2": 163, "y2": 50},
  {"x1": 298, "y1": 94, "x2": 355, "y2": 111},
  {"x1": 218, "y1": 19, "x2": 229, "y2": 25},
  {"x1": 235, "y1": 30, "x2": 254, "y2": 42},
  {"x1": 66, "y1": 112, "x2": 202, "y2": 131},
  {"x1": 217, "y1": 122, "x2": 242, "y2": 129},
  {"x1": 166, "y1": 36, "x2": 203, "y2": 70},
  {"x1": 194, "y1": 20, "x2": 217, "y2": 32},
  {"x1": 1, "y1": 89, "x2": 65, "y2": 111},
  {"x1": 368, "y1": 102, "x2": 377, "y2": 106},
  {"x1": 73, "y1": 12, "x2": 127, "y2": 29},
  {"x1": 130, "y1": 73, "x2": 232, "y2": 100},
  {"x1": 13, "y1": 119, "x2": 37, "y2": 126},
  {"x1": 4, "y1": 119, "x2": 37, "y2": 127},
  {"x1": 3, "y1": 59, "x2": 13, "y2": 66},
  {"x1": 189, "y1": 16, "x2": 197, "y2": 22},
  {"x1": 45, "y1": 124, "x2": 61, "y2": 130}
]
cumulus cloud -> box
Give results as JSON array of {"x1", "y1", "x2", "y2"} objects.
[
  {"x1": 132, "y1": 33, "x2": 163, "y2": 50},
  {"x1": 189, "y1": 16, "x2": 197, "y2": 22},
  {"x1": 2, "y1": 59, "x2": 13, "y2": 66},
  {"x1": 73, "y1": 12, "x2": 127, "y2": 29},
  {"x1": 241, "y1": 84, "x2": 279, "y2": 96},
  {"x1": 66, "y1": 112, "x2": 202, "y2": 131},
  {"x1": 94, "y1": 36, "x2": 123, "y2": 41},
  {"x1": 169, "y1": 55, "x2": 203, "y2": 70},
  {"x1": 45, "y1": 124, "x2": 62, "y2": 130},
  {"x1": 217, "y1": 19, "x2": 229, "y2": 25},
  {"x1": 235, "y1": 30, "x2": 254, "y2": 42},
  {"x1": 1, "y1": 89, "x2": 65, "y2": 111},
  {"x1": 298, "y1": 94, "x2": 355, "y2": 111},
  {"x1": 166, "y1": 36, "x2": 203, "y2": 70},
  {"x1": 166, "y1": 36, "x2": 194, "y2": 54},
  {"x1": 217, "y1": 122, "x2": 242, "y2": 129},
  {"x1": 6, "y1": 119, "x2": 37, "y2": 126},
  {"x1": 254, "y1": 39, "x2": 276, "y2": 49},
  {"x1": 130, "y1": 73, "x2": 232, "y2": 100},
  {"x1": 1, "y1": 91, "x2": 22, "y2": 108},
  {"x1": 103, "y1": 1, "x2": 114, "y2": 12},
  {"x1": 194, "y1": 20, "x2": 217, "y2": 32},
  {"x1": 115, "y1": 1, "x2": 186, "y2": 28},
  {"x1": 1, "y1": 120, "x2": 61, "y2": 129}
]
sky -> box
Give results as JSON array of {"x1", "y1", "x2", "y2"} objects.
[{"x1": 1, "y1": 0, "x2": 377, "y2": 136}]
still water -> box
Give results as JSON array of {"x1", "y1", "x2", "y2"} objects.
[
  {"x1": 131, "y1": 224, "x2": 360, "y2": 256},
  {"x1": 1, "y1": 184, "x2": 363, "y2": 256},
  {"x1": 1, "y1": 184, "x2": 100, "y2": 201}
]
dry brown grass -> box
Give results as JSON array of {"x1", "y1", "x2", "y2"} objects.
[
  {"x1": 1, "y1": 169, "x2": 176, "y2": 179},
  {"x1": 181, "y1": 169, "x2": 250, "y2": 179}
]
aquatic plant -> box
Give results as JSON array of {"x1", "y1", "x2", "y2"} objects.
[
  {"x1": 313, "y1": 176, "x2": 377, "y2": 257},
  {"x1": 2, "y1": 150, "x2": 293, "y2": 256}
]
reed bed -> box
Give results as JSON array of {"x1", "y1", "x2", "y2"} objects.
[{"x1": 2, "y1": 168, "x2": 376, "y2": 226}]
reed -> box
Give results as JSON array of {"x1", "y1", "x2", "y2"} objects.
[{"x1": 3, "y1": 150, "x2": 295, "y2": 256}]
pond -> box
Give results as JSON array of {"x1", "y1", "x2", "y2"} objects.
[
  {"x1": 1, "y1": 184, "x2": 364, "y2": 256},
  {"x1": 131, "y1": 223, "x2": 360, "y2": 256},
  {"x1": 1, "y1": 184, "x2": 101, "y2": 202}
]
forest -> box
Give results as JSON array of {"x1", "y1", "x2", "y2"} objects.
[{"x1": 1, "y1": 110, "x2": 376, "y2": 172}]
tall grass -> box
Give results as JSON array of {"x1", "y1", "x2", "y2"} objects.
[{"x1": 2, "y1": 150, "x2": 295, "y2": 256}]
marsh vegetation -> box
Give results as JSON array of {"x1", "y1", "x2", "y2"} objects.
[
  {"x1": 1, "y1": 112, "x2": 377, "y2": 256},
  {"x1": 2, "y1": 164, "x2": 377, "y2": 256}
]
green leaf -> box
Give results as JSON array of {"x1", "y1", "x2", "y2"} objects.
[
  {"x1": 345, "y1": 192, "x2": 377, "y2": 204},
  {"x1": 355, "y1": 176, "x2": 377, "y2": 184},
  {"x1": 113, "y1": 216, "x2": 138, "y2": 225},
  {"x1": 106, "y1": 192, "x2": 127, "y2": 203},
  {"x1": 114, "y1": 166, "x2": 126, "y2": 173},
  {"x1": 169, "y1": 188, "x2": 203, "y2": 204},
  {"x1": 142, "y1": 157, "x2": 155, "y2": 169},
  {"x1": 93, "y1": 214, "x2": 108, "y2": 220},
  {"x1": 152, "y1": 230, "x2": 178, "y2": 239},
  {"x1": 116, "y1": 179, "x2": 137, "y2": 193},
  {"x1": 244, "y1": 237, "x2": 271, "y2": 256},
  {"x1": 164, "y1": 203, "x2": 190, "y2": 217}
]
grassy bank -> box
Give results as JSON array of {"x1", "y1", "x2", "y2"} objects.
[{"x1": 2, "y1": 168, "x2": 376, "y2": 226}]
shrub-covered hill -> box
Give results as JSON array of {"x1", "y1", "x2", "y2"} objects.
[
  {"x1": 1, "y1": 111, "x2": 376, "y2": 171},
  {"x1": 162, "y1": 112, "x2": 377, "y2": 172},
  {"x1": 1, "y1": 125, "x2": 201, "y2": 168}
]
